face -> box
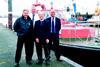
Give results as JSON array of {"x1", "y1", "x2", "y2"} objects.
[
  {"x1": 71, "y1": 15, "x2": 75, "y2": 18},
  {"x1": 22, "y1": 10, "x2": 29, "y2": 18},
  {"x1": 38, "y1": 11, "x2": 45, "y2": 20},
  {"x1": 50, "y1": 10, "x2": 55, "y2": 17}
]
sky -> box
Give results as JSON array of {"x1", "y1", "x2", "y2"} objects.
[
  {"x1": 0, "y1": 0, "x2": 100, "y2": 26},
  {"x1": 0, "y1": 0, "x2": 100, "y2": 16}
]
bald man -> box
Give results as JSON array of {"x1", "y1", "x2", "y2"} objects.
[
  {"x1": 34, "y1": 11, "x2": 50, "y2": 65},
  {"x1": 46, "y1": 9, "x2": 61, "y2": 61}
]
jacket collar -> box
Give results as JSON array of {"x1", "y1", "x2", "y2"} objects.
[{"x1": 21, "y1": 16, "x2": 31, "y2": 20}]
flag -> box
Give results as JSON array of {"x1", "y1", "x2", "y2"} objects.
[{"x1": 73, "y1": 3, "x2": 76, "y2": 13}]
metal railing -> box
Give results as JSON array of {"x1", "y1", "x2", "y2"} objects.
[{"x1": 60, "y1": 20, "x2": 100, "y2": 46}]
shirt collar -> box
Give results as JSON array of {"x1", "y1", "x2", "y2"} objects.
[{"x1": 40, "y1": 19, "x2": 44, "y2": 22}]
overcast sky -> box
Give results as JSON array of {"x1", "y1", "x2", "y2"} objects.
[{"x1": 0, "y1": 0, "x2": 100, "y2": 15}]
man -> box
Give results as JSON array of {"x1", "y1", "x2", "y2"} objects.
[
  {"x1": 46, "y1": 9, "x2": 61, "y2": 61},
  {"x1": 34, "y1": 11, "x2": 50, "y2": 65},
  {"x1": 68, "y1": 14, "x2": 78, "y2": 23},
  {"x1": 13, "y1": 9, "x2": 34, "y2": 67}
]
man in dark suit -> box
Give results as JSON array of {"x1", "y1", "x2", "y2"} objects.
[
  {"x1": 46, "y1": 9, "x2": 61, "y2": 61},
  {"x1": 34, "y1": 11, "x2": 50, "y2": 65},
  {"x1": 13, "y1": 9, "x2": 34, "y2": 67}
]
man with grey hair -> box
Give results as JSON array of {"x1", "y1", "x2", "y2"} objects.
[{"x1": 34, "y1": 11, "x2": 50, "y2": 65}]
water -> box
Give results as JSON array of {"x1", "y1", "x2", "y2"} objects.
[{"x1": 0, "y1": 18, "x2": 17, "y2": 26}]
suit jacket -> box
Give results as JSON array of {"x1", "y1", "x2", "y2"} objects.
[
  {"x1": 46, "y1": 17, "x2": 61, "y2": 35},
  {"x1": 34, "y1": 20, "x2": 49, "y2": 39}
]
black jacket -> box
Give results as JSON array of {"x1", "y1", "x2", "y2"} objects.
[
  {"x1": 13, "y1": 16, "x2": 34, "y2": 37},
  {"x1": 46, "y1": 17, "x2": 61, "y2": 35},
  {"x1": 34, "y1": 20, "x2": 49, "y2": 39}
]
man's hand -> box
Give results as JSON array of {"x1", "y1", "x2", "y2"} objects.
[
  {"x1": 46, "y1": 39, "x2": 49, "y2": 44},
  {"x1": 36, "y1": 38, "x2": 39, "y2": 43}
]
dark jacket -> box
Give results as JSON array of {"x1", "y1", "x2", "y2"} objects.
[
  {"x1": 34, "y1": 20, "x2": 49, "y2": 39},
  {"x1": 46, "y1": 17, "x2": 61, "y2": 35},
  {"x1": 13, "y1": 16, "x2": 34, "y2": 37}
]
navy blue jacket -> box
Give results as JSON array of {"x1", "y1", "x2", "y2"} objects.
[
  {"x1": 13, "y1": 16, "x2": 34, "y2": 37},
  {"x1": 34, "y1": 20, "x2": 49, "y2": 39},
  {"x1": 46, "y1": 17, "x2": 61, "y2": 35}
]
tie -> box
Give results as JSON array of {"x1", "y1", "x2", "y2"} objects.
[
  {"x1": 40, "y1": 20, "x2": 44, "y2": 26},
  {"x1": 51, "y1": 17, "x2": 55, "y2": 33}
]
